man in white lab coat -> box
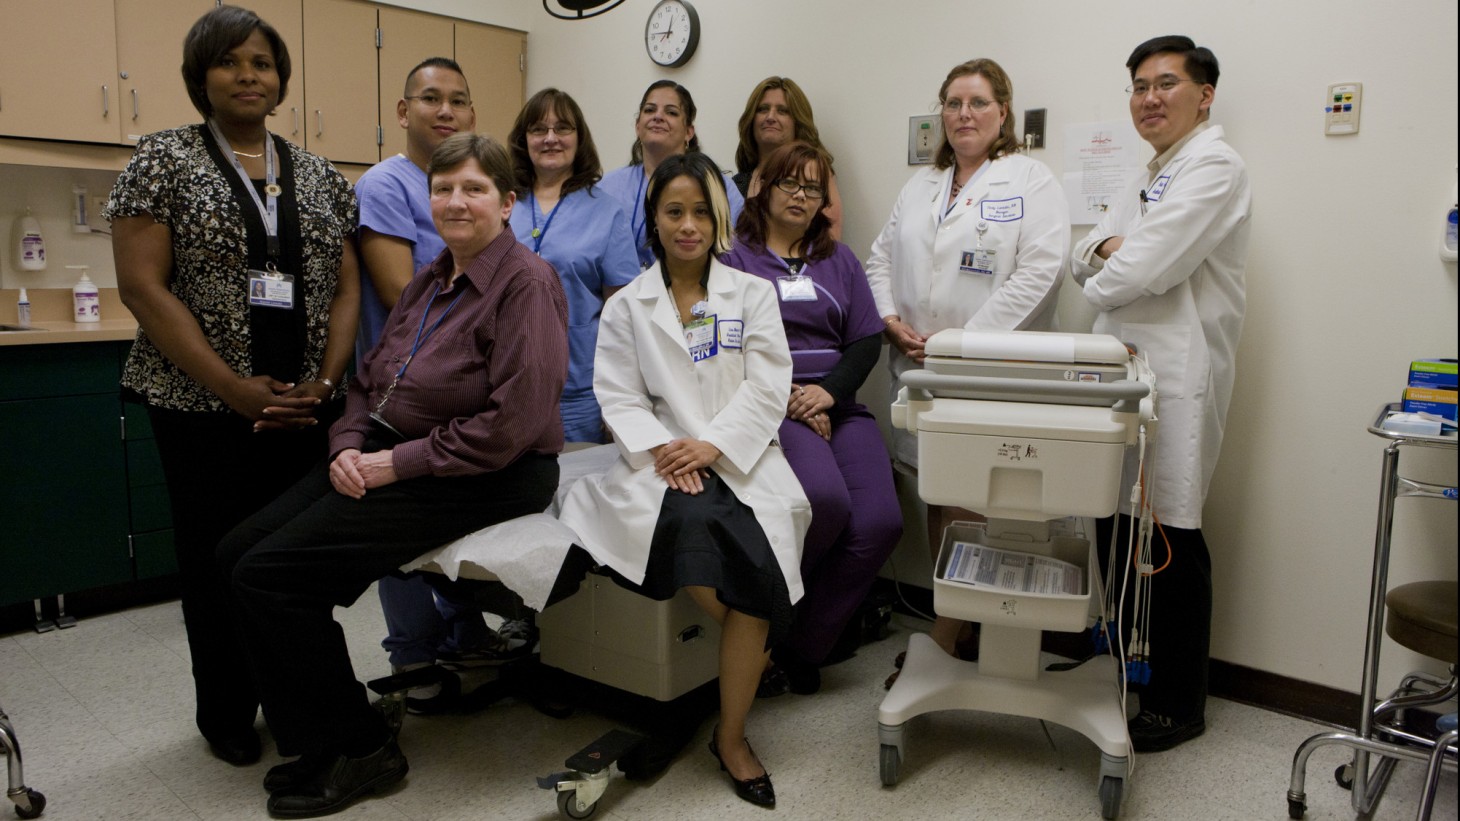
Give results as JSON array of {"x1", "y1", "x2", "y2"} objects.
[{"x1": 1071, "y1": 34, "x2": 1252, "y2": 753}]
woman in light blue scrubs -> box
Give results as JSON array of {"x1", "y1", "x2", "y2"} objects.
[
  {"x1": 599, "y1": 80, "x2": 744, "y2": 268},
  {"x1": 508, "y1": 88, "x2": 640, "y2": 443}
]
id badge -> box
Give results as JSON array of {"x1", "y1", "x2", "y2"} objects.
[
  {"x1": 684, "y1": 315, "x2": 718, "y2": 362},
  {"x1": 248, "y1": 269, "x2": 294, "y2": 309},
  {"x1": 777, "y1": 275, "x2": 817, "y2": 302},
  {"x1": 958, "y1": 248, "x2": 996, "y2": 276}
]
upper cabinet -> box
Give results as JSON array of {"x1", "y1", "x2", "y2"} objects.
[
  {"x1": 0, "y1": 0, "x2": 121, "y2": 143},
  {"x1": 301, "y1": 0, "x2": 381, "y2": 165},
  {"x1": 456, "y1": 22, "x2": 526, "y2": 144},
  {"x1": 377, "y1": 7, "x2": 454, "y2": 162},
  {"x1": 0, "y1": 0, "x2": 526, "y2": 170}
]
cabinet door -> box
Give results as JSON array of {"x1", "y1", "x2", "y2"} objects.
[
  {"x1": 0, "y1": 0, "x2": 121, "y2": 143},
  {"x1": 0, "y1": 394, "x2": 131, "y2": 605},
  {"x1": 302, "y1": 0, "x2": 379, "y2": 165},
  {"x1": 377, "y1": 6, "x2": 454, "y2": 162},
  {"x1": 113, "y1": 0, "x2": 304, "y2": 145},
  {"x1": 454, "y1": 23, "x2": 525, "y2": 144},
  {"x1": 455, "y1": 22, "x2": 531, "y2": 143}
]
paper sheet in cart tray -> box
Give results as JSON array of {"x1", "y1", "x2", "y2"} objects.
[{"x1": 943, "y1": 540, "x2": 1084, "y2": 595}]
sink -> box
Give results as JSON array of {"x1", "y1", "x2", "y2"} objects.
[{"x1": 0, "y1": 324, "x2": 46, "y2": 332}]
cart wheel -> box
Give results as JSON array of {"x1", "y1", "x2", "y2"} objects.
[
  {"x1": 1099, "y1": 775, "x2": 1123, "y2": 820},
  {"x1": 1334, "y1": 763, "x2": 1353, "y2": 790},
  {"x1": 1286, "y1": 797, "x2": 1306, "y2": 819},
  {"x1": 879, "y1": 744, "x2": 901, "y2": 787},
  {"x1": 556, "y1": 790, "x2": 596, "y2": 820},
  {"x1": 14, "y1": 788, "x2": 46, "y2": 819}
]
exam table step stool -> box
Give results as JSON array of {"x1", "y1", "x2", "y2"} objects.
[
  {"x1": 1, "y1": 701, "x2": 46, "y2": 818},
  {"x1": 537, "y1": 728, "x2": 646, "y2": 819}
]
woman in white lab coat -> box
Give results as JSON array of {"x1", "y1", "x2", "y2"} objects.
[
  {"x1": 558, "y1": 152, "x2": 808, "y2": 808},
  {"x1": 864, "y1": 58, "x2": 1069, "y2": 672}
]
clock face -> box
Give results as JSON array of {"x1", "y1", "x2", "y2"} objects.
[{"x1": 645, "y1": 0, "x2": 699, "y2": 68}]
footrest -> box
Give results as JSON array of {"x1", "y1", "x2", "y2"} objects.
[
  {"x1": 366, "y1": 665, "x2": 450, "y2": 696},
  {"x1": 566, "y1": 729, "x2": 646, "y2": 774}
]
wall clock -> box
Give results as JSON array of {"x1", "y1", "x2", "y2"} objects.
[{"x1": 645, "y1": 0, "x2": 700, "y2": 68}]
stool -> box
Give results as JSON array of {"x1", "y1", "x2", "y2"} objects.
[
  {"x1": 1417, "y1": 713, "x2": 1457, "y2": 821},
  {"x1": 1386, "y1": 581, "x2": 1459, "y2": 665}
]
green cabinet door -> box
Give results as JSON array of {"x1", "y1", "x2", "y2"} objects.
[{"x1": 0, "y1": 393, "x2": 132, "y2": 604}]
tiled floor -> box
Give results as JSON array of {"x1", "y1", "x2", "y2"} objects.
[{"x1": 1, "y1": 590, "x2": 1454, "y2": 820}]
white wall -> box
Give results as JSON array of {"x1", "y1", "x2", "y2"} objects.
[{"x1": 503, "y1": 0, "x2": 1459, "y2": 694}]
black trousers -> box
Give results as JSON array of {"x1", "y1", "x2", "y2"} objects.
[
  {"x1": 1096, "y1": 514, "x2": 1212, "y2": 723},
  {"x1": 148, "y1": 405, "x2": 333, "y2": 743},
  {"x1": 218, "y1": 448, "x2": 558, "y2": 757}
]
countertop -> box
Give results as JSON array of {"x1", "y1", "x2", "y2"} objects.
[{"x1": 0, "y1": 319, "x2": 138, "y2": 346}]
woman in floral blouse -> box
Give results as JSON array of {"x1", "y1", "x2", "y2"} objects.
[{"x1": 105, "y1": 5, "x2": 358, "y2": 768}]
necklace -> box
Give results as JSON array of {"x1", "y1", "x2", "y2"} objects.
[{"x1": 233, "y1": 150, "x2": 264, "y2": 159}]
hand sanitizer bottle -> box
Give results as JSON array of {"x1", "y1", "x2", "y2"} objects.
[{"x1": 70, "y1": 266, "x2": 100, "y2": 323}]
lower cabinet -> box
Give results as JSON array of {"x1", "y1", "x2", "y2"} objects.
[{"x1": 0, "y1": 341, "x2": 176, "y2": 607}]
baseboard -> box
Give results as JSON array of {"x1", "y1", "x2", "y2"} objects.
[{"x1": 874, "y1": 578, "x2": 1371, "y2": 728}]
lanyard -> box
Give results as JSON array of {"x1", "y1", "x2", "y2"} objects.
[
  {"x1": 529, "y1": 191, "x2": 566, "y2": 254},
  {"x1": 372, "y1": 281, "x2": 468, "y2": 415},
  {"x1": 630, "y1": 166, "x2": 650, "y2": 260},
  {"x1": 208, "y1": 119, "x2": 280, "y2": 259}
]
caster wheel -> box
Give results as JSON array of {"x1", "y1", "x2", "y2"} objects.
[
  {"x1": 1099, "y1": 775, "x2": 1123, "y2": 820},
  {"x1": 879, "y1": 743, "x2": 901, "y2": 787},
  {"x1": 557, "y1": 790, "x2": 596, "y2": 820},
  {"x1": 1334, "y1": 762, "x2": 1354, "y2": 790},
  {"x1": 14, "y1": 788, "x2": 46, "y2": 819},
  {"x1": 1287, "y1": 797, "x2": 1306, "y2": 819}
]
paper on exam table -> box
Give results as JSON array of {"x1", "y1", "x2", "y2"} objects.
[
  {"x1": 943, "y1": 540, "x2": 1084, "y2": 596},
  {"x1": 398, "y1": 444, "x2": 621, "y2": 612}
]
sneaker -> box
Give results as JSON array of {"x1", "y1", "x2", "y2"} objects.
[
  {"x1": 1128, "y1": 711, "x2": 1205, "y2": 753},
  {"x1": 497, "y1": 617, "x2": 539, "y2": 652},
  {"x1": 437, "y1": 629, "x2": 531, "y2": 668}
]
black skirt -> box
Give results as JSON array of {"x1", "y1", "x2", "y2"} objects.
[{"x1": 610, "y1": 471, "x2": 792, "y2": 650}]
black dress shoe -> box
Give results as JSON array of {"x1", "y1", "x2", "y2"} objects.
[
  {"x1": 1128, "y1": 711, "x2": 1206, "y2": 753},
  {"x1": 708, "y1": 727, "x2": 775, "y2": 807},
  {"x1": 206, "y1": 728, "x2": 262, "y2": 767},
  {"x1": 266, "y1": 741, "x2": 408, "y2": 818},
  {"x1": 264, "y1": 753, "x2": 330, "y2": 793}
]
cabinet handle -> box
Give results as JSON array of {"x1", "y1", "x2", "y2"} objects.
[
  {"x1": 131, "y1": 88, "x2": 139, "y2": 121},
  {"x1": 102, "y1": 85, "x2": 108, "y2": 117},
  {"x1": 315, "y1": 109, "x2": 323, "y2": 138},
  {"x1": 291, "y1": 106, "x2": 299, "y2": 136}
]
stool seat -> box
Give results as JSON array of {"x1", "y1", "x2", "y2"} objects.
[{"x1": 1385, "y1": 581, "x2": 1459, "y2": 663}]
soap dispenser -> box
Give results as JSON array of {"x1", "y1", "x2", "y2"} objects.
[
  {"x1": 69, "y1": 265, "x2": 100, "y2": 323},
  {"x1": 17, "y1": 209, "x2": 46, "y2": 271}
]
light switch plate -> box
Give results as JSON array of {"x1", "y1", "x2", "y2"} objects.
[
  {"x1": 908, "y1": 115, "x2": 940, "y2": 164},
  {"x1": 1324, "y1": 82, "x2": 1362, "y2": 135}
]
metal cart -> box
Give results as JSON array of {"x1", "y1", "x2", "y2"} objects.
[
  {"x1": 1, "y1": 700, "x2": 46, "y2": 818},
  {"x1": 1286, "y1": 403, "x2": 1457, "y2": 819}
]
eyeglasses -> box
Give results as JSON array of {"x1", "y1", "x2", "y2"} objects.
[
  {"x1": 405, "y1": 93, "x2": 472, "y2": 111},
  {"x1": 526, "y1": 122, "x2": 578, "y2": 138},
  {"x1": 1125, "y1": 77, "x2": 1201, "y2": 97},
  {"x1": 942, "y1": 97, "x2": 995, "y2": 115},
  {"x1": 774, "y1": 178, "x2": 825, "y2": 200}
]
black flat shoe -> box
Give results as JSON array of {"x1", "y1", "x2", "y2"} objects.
[
  {"x1": 708, "y1": 727, "x2": 775, "y2": 807},
  {"x1": 266, "y1": 741, "x2": 408, "y2": 818},
  {"x1": 755, "y1": 664, "x2": 789, "y2": 699},
  {"x1": 206, "y1": 728, "x2": 262, "y2": 767}
]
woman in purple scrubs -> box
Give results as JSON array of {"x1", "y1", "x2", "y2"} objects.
[{"x1": 721, "y1": 142, "x2": 902, "y2": 694}]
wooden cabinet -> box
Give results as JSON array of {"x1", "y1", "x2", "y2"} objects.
[
  {"x1": 0, "y1": 0, "x2": 121, "y2": 143},
  {"x1": 455, "y1": 22, "x2": 526, "y2": 144},
  {"x1": 112, "y1": 0, "x2": 304, "y2": 145},
  {"x1": 0, "y1": 1, "x2": 527, "y2": 170},
  {"x1": 301, "y1": 0, "x2": 381, "y2": 164},
  {"x1": 377, "y1": 6, "x2": 454, "y2": 161}
]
